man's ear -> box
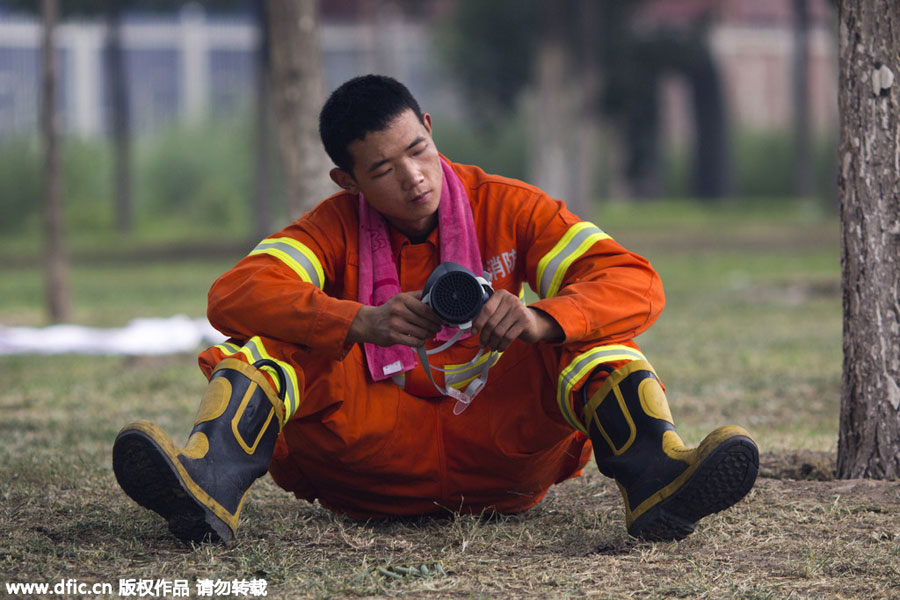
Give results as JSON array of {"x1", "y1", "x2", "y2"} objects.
[{"x1": 329, "y1": 168, "x2": 358, "y2": 194}]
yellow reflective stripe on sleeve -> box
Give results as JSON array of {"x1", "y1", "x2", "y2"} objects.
[
  {"x1": 249, "y1": 237, "x2": 325, "y2": 289},
  {"x1": 235, "y1": 337, "x2": 301, "y2": 423},
  {"x1": 556, "y1": 345, "x2": 649, "y2": 433},
  {"x1": 536, "y1": 222, "x2": 610, "y2": 298},
  {"x1": 213, "y1": 341, "x2": 241, "y2": 356}
]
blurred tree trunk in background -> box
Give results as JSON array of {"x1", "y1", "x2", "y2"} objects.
[
  {"x1": 41, "y1": 0, "x2": 70, "y2": 323},
  {"x1": 106, "y1": 3, "x2": 133, "y2": 233},
  {"x1": 527, "y1": 2, "x2": 572, "y2": 206},
  {"x1": 688, "y1": 40, "x2": 732, "y2": 199},
  {"x1": 264, "y1": 0, "x2": 334, "y2": 218},
  {"x1": 571, "y1": 0, "x2": 601, "y2": 213},
  {"x1": 792, "y1": 0, "x2": 814, "y2": 198},
  {"x1": 252, "y1": 0, "x2": 274, "y2": 240},
  {"x1": 837, "y1": 0, "x2": 900, "y2": 478},
  {"x1": 624, "y1": 75, "x2": 662, "y2": 198},
  {"x1": 527, "y1": 0, "x2": 601, "y2": 213},
  {"x1": 439, "y1": 0, "x2": 734, "y2": 202}
]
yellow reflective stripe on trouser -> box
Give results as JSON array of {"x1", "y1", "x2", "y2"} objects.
[
  {"x1": 249, "y1": 237, "x2": 325, "y2": 288},
  {"x1": 445, "y1": 350, "x2": 502, "y2": 390},
  {"x1": 218, "y1": 337, "x2": 300, "y2": 424},
  {"x1": 536, "y1": 222, "x2": 610, "y2": 298},
  {"x1": 557, "y1": 345, "x2": 649, "y2": 433}
]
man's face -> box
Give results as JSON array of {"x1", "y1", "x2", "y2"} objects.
[{"x1": 331, "y1": 109, "x2": 443, "y2": 240}]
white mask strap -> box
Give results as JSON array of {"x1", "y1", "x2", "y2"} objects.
[
  {"x1": 415, "y1": 331, "x2": 490, "y2": 414},
  {"x1": 417, "y1": 274, "x2": 494, "y2": 413}
]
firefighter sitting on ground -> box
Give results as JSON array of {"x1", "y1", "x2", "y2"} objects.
[{"x1": 113, "y1": 75, "x2": 759, "y2": 543}]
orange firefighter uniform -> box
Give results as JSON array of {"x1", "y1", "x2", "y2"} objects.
[{"x1": 197, "y1": 159, "x2": 665, "y2": 519}]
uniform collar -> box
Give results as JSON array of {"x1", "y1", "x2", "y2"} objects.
[{"x1": 389, "y1": 220, "x2": 439, "y2": 251}]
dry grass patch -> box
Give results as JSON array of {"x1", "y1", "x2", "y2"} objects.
[
  {"x1": 4, "y1": 201, "x2": 873, "y2": 598},
  {"x1": 4, "y1": 449, "x2": 900, "y2": 599}
]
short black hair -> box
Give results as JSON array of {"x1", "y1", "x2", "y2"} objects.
[{"x1": 319, "y1": 75, "x2": 425, "y2": 174}]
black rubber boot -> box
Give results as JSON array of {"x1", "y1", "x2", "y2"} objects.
[
  {"x1": 583, "y1": 360, "x2": 759, "y2": 541},
  {"x1": 112, "y1": 358, "x2": 285, "y2": 543}
]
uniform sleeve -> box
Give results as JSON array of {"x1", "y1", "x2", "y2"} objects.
[
  {"x1": 206, "y1": 201, "x2": 362, "y2": 360},
  {"x1": 522, "y1": 193, "x2": 664, "y2": 345}
]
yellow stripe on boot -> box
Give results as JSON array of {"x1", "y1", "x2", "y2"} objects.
[
  {"x1": 583, "y1": 360, "x2": 759, "y2": 541},
  {"x1": 112, "y1": 358, "x2": 284, "y2": 543}
]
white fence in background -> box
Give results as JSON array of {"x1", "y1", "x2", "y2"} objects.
[{"x1": 0, "y1": 4, "x2": 450, "y2": 140}]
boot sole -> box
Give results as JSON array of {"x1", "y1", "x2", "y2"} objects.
[
  {"x1": 628, "y1": 436, "x2": 759, "y2": 541},
  {"x1": 113, "y1": 427, "x2": 232, "y2": 544}
]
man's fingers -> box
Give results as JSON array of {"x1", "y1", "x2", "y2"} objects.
[
  {"x1": 403, "y1": 323, "x2": 431, "y2": 340},
  {"x1": 474, "y1": 291, "x2": 535, "y2": 350},
  {"x1": 494, "y1": 321, "x2": 525, "y2": 352},
  {"x1": 401, "y1": 291, "x2": 443, "y2": 326},
  {"x1": 472, "y1": 292, "x2": 503, "y2": 332},
  {"x1": 396, "y1": 330, "x2": 426, "y2": 346},
  {"x1": 389, "y1": 313, "x2": 438, "y2": 343},
  {"x1": 409, "y1": 304, "x2": 443, "y2": 328},
  {"x1": 404, "y1": 310, "x2": 443, "y2": 337},
  {"x1": 476, "y1": 293, "x2": 516, "y2": 345},
  {"x1": 484, "y1": 312, "x2": 523, "y2": 351},
  {"x1": 479, "y1": 313, "x2": 508, "y2": 348}
]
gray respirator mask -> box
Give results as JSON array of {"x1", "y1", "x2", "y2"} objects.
[
  {"x1": 422, "y1": 262, "x2": 492, "y2": 326},
  {"x1": 418, "y1": 262, "x2": 495, "y2": 414}
]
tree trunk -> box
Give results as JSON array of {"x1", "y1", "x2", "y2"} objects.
[
  {"x1": 625, "y1": 79, "x2": 662, "y2": 199},
  {"x1": 264, "y1": 0, "x2": 334, "y2": 218},
  {"x1": 106, "y1": 5, "x2": 133, "y2": 233},
  {"x1": 792, "y1": 0, "x2": 814, "y2": 198},
  {"x1": 837, "y1": 0, "x2": 900, "y2": 479},
  {"x1": 527, "y1": 38, "x2": 570, "y2": 200},
  {"x1": 41, "y1": 0, "x2": 70, "y2": 323},
  {"x1": 527, "y1": 2, "x2": 575, "y2": 204},
  {"x1": 252, "y1": 0, "x2": 274, "y2": 240},
  {"x1": 689, "y1": 41, "x2": 731, "y2": 200},
  {"x1": 571, "y1": 0, "x2": 601, "y2": 216}
]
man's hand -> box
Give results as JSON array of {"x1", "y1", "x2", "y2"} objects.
[
  {"x1": 472, "y1": 290, "x2": 564, "y2": 352},
  {"x1": 347, "y1": 290, "x2": 443, "y2": 348}
]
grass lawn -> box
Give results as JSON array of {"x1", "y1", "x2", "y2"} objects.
[{"x1": 3, "y1": 199, "x2": 898, "y2": 599}]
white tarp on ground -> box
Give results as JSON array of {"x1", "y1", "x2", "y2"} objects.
[{"x1": 0, "y1": 315, "x2": 228, "y2": 355}]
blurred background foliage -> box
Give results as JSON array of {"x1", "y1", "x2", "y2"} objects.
[
  {"x1": 0, "y1": 0, "x2": 839, "y2": 323},
  {"x1": 0, "y1": 118, "x2": 256, "y2": 240},
  {"x1": 0, "y1": 123, "x2": 836, "y2": 240}
]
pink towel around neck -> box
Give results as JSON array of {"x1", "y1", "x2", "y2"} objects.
[{"x1": 358, "y1": 158, "x2": 483, "y2": 382}]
